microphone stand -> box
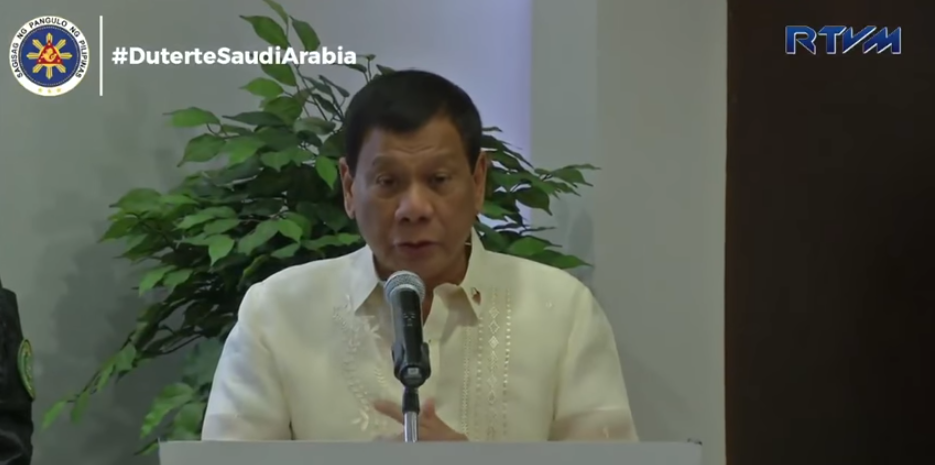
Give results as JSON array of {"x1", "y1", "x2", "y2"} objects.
[{"x1": 392, "y1": 341, "x2": 432, "y2": 442}]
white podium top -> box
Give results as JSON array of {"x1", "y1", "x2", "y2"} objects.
[{"x1": 160, "y1": 441, "x2": 702, "y2": 465}]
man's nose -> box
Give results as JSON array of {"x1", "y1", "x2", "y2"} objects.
[{"x1": 396, "y1": 185, "x2": 434, "y2": 223}]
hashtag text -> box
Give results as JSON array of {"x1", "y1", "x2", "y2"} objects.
[{"x1": 110, "y1": 46, "x2": 356, "y2": 66}]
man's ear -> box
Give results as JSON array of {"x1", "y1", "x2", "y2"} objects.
[
  {"x1": 472, "y1": 151, "x2": 488, "y2": 214},
  {"x1": 339, "y1": 158, "x2": 355, "y2": 219}
]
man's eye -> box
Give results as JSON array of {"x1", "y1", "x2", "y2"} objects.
[
  {"x1": 376, "y1": 176, "x2": 395, "y2": 186},
  {"x1": 432, "y1": 175, "x2": 450, "y2": 184}
]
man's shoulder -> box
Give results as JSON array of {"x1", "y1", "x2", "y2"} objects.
[
  {"x1": 260, "y1": 247, "x2": 361, "y2": 292},
  {"x1": 483, "y1": 251, "x2": 599, "y2": 333},
  {"x1": 246, "y1": 249, "x2": 363, "y2": 315},
  {"x1": 235, "y1": 249, "x2": 366, "y2": 343},
  {"x1": 484, "y1": 250, "x2": 591, "y2": 296}
]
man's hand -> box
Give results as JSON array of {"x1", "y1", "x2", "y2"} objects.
[{"x1": 373, "y1": 398, "x2": 468, "y2": 441}]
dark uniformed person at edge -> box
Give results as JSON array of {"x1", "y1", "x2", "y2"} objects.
[{"x1": 0, "y1": 277, "x2": 34, "y2": 465}]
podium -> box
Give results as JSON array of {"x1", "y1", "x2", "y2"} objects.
[{"x1": 159, "y1": 441, "x2": 702, "y2": 465}]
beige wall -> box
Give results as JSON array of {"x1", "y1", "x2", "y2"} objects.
[
  {"x1": 531, "y1": 2, "x2": 726, "y2": 463},
  {"x1": 0, "y1": 1, "x2": 725, "y2": 464}
]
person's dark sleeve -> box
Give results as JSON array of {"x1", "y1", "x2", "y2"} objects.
[{"x1": 0, "y1": 280, "x2": 33, "y2": 465}]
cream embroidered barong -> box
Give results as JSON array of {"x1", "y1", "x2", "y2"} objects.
[{"x1": 202, "y1": 229, "x2": 637, "y2": 441}]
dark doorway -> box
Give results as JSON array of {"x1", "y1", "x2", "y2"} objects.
[{"x1": 725, "y1": 1, "x2": 935, "y2": 464}]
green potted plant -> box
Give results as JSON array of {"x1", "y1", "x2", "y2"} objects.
[{"x1": 42, "y1": 0, "x2": 596, "y2": 454}]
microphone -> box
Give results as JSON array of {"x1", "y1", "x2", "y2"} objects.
[
  {"x1": 384, "y1": 271, "x2": 432, "y2": 442},
  {"x1": 384, "y1": 271, "x2": 432, "y2": 388}
]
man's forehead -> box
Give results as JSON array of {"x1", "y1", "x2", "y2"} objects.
[
  {"x1": 367, "y1": 121, "x2": 460, "y2": 146},
  {"x1": 367, "y1": 150, "x2": 461, "y2": 168},
  {"x1": 361, "y1": 136, "x2": 465, "y2": 165}
]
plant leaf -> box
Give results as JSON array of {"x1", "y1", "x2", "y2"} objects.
[
  {"x1": 261, "y1": 63, "x2": 296, "y2": 87},
  {"x1": 260, "y1": 150, "x2": 294, "y2": 171},
  {"x1": 135, "y1": 440, "x2": 159, "y2": 456},
  {"x1": 241, "y1": 16, "x2": 290, "y2": 48},
  {"x1": 203, "y1": 218, "x2": 241, "y2": 235},
  {"x1": 482, "y1": 202, "x2": 512, "y2": 219},
  {"x1": 41, "y1": 399, "x2": 68, "y2": 429},
  {"x1": 288, "y1": 147, "x2": 314, "y2": 164},
  {"x1": 178, "y1": 212, "x2": 219, "y2": 229},
  {"x1": 100, "y1": 217, "x2": 138, "y2": 241},
  {"x1": 181, "y1": 134, "x2": 226, "y2": 165},
  {"x1": 139, "y1": 265, "x2": 175, "y2": 295},
  {"x1": 141, "y1": 383, "x2": 195, "y2": 438},
  {"x1": 262, "y1": 0, "x2": 289, "y2": 24},
  {"x1": 163, "y1": 269, "x2": 193, "y2": 289},
  {"x1": 114, "y1": 344, "x2": 137, "y2": 372},
  {"x1": 167, "y1": 107, "x2": 219, "y2": 127},
  {"x1": 207, "y1": 235, "x2": 236, "y2": 265},
  {"x1": 241, "y1": 255, "x2": 269, "y2": 282},
  {"x1": 282, "y1": 212, "x2": 312, "y2": 235},
  {"x1": 95, "y1": 362, "x2": 116, "y2": 393},
  {"x1": 318, "y1": 75, "x2": 349, "y2": 97},
  {"x1": 311, "y1": 94, "x2": 340, "y2": 117},
  {"x1": 320, "y1": 132, "x2": 344, "y2": 159},
  {"x1": 294, "y1": 117, "x2": 335, "y2": 135},
  {"x1": 276, "y1": 218, "x2": 304, "y2": 242},
  {"x1": 515, "y1": 187, "x2": 551, "y2": 212},
  {"x1": 302, "y1": 233, "x2": 361, "y2": 251},
  {"x1": 225, "y1": 111, "x2": 286, "y2": 127},
  {"x1": 550, "y1": 167, "x2": 590, "y2": 185},
  {"x1": 238, "y1": 220, "x2": 279, "y2": 255},
  {"x1": 256, "y1": 127, "x2": 301, "y2": 149},
  {"x1": 344, "y1": 63, "x2": 368, "y2": 74},
  {"x1": 565, "y1": 163, "x2": 599, "y2": 170},
  {"x1": 272, "y1": 243, "x2": 300, "y2": 258},
  {"x1": 242, "y1": 77, "x2": 284, "y2": 99},
  {"x1": 533, "y1": 250, "x2": 589, "y2": 269},
  {"x1": 315, "y1": 156, "x2": 338, "y2": 188},
  {"x1": 70, "y1": 390, "x2": 90, "y2": 422},
  {"x1": 506, "y1": 237, "x2": 550, "y2": 257},
  {"x1": 182, "y1": 339, "x2": 223, "y2": 388},
  {"x1": 160, "y1": 194, "x2": 197, "y2": 205},
  {"x1": 170, "y1": 401, "x2": 206, "y2": 439},
  {"x1": 113, "y1": 188, "x2": 161, "y2": 211},
  {"x1": 223, "y1": 136, "x2": 266, "y2": 164},
  {"x1": 220, "y1": 124, "x2": 251, "y2": 135},
  {"x1": 263, "y1": 96, "x2": 303, "y2": 124},
  {"x1": 291, "y1": 17, "x2": 321, "y2": 51},
  {"x1": 310, "y1": 203, "x2": 350, "y2": 231}
]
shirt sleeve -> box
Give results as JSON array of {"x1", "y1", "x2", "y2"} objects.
[
  {"x1": 202, "y1": 281, "x2": 291, "y2": 440},
  {"x1": 549, "y1": 285, "x2": 638, "y2": 441}
]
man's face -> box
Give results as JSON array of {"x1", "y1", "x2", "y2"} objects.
[{"x1": 340, "y1": 117, "x2": 487, "y2": 283}]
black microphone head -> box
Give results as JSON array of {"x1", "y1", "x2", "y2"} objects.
[{"x1": 384, "y1": 270, "x2": 426, "y2": 303}]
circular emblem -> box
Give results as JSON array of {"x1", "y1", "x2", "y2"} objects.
[
  {"x1": 17, "y1": 339, "x2": 35, "y2": 400},
  {"x1": 9, "y1": 16, "x2": 90, "y2": 96}
]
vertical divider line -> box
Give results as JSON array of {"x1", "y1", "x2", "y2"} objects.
[{"x1": 98, "y1": 15, "x2": 103, "y2": 96}]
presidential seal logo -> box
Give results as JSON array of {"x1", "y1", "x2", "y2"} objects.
[
  {"x1": 17, "y1": 339, "x2": 35, "y2": 399},
  {"x1": 9, "y1": 16, "x2": 90, "y2": 96}
]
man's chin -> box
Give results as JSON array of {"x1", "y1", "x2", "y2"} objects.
[
  {"x1": 392, "y1": 260, "x2": 441, "y2": 278},
  {"x1": 389, "y1": 257, "x2": 447, "y2": 282},
  {"x1": 378, "y1": 247, "x2": 461, "y2": 284}
]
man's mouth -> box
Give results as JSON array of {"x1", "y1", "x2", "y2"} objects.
[
  {"x1": 398, "y1": 241, "x2": 435, "y2": 249},
  {"x1": 396, "y1": 241, "x2": 437, "y2": 255}
]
